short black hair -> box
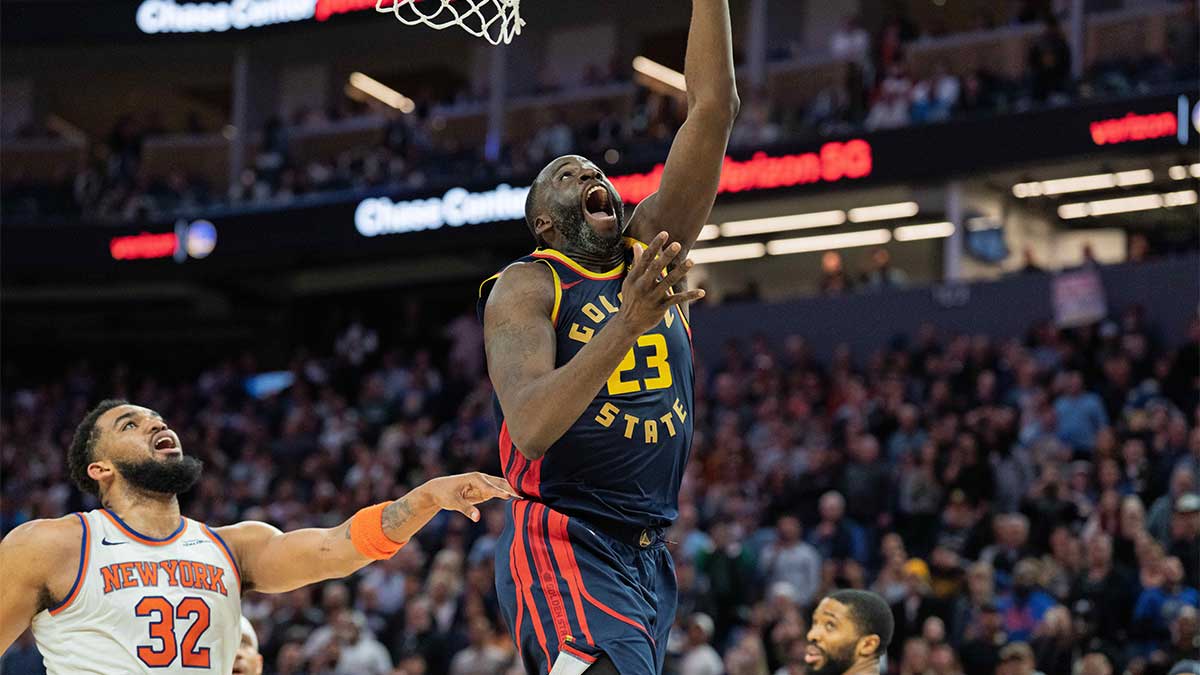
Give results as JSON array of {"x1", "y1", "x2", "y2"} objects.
[
  {"x1": 828, "y1": 589, "x2": 894, "y2": 658},
  {"x1": 68, "y1": 399, "x2": 129, "y2": 496}
]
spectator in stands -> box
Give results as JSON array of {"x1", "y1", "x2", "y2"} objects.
[
  {"x1": 1167, "y1": 493, "x2": 1200, "y2": 588},
  {"x1": 860, "y1": 248, "x2": 910, "y2": 290},
  {"x1": 1030, "y1": 605, "x2": 1074, "y2": 675},
  {"x1": 1165, "y1": 606, "x2": 1199, "y2": 669},
  {"x1": 1070, "y1": 533, "x2": 1134, "y2": 648},
  {"x1": 865, "y1": 62, "x2": 914, "y2": 130},
  {"x1": 448, "y1": 616, "x2": 512, "y2": 675},
  {"x1": 326, "y1": 609, "x2": 392, "y2": 675},
  {"x1": 819, "y1": 251, "x2": 854, "y2": 294},
  {"x1": 697, "y1": 520, "x2": 757, "y2": 647},
  {"x1": 759, "y1": 514, "x2": 821, "y2": 608},
  {"x1": 890, "y1": 559, "x2": 945, "y2": 661},
  {"x1": 679, "y1": 613, "x2": 723, "y2": 675},
  {"x1": 1053, "y1": 371, "x2": 1109, "y2": 455},
  {"x1": 995, "y1": 559, "x2": 1056, "y2": 642},
  {"x1": 981, "y1": 514, "x2": 1033, "y2": 583},
  {"x1": 1134, "y1": 556, "x2": 1200, "y2": 648},
  {"x1": 996, "y1": 641, "x2": 1044, "y2": 675},
  {"x1": 1076, "y1": 652, "x2": 1115, "y2": 675},
  {"x1": 897, "y1": 637, "x2": 932, "y2": 675},
  {"x1": 958, "y1": 602, "x2": 1007, "y2": 674},
  {"x1": 1028, "y1": 17, "x2": 1073, "y2": 103},
  {"x1": 831, "y1": 15, "x2": 872, "y2": 81},
  {"x1": 807, "y1": 491, "x2": 867, "y2": 565}
]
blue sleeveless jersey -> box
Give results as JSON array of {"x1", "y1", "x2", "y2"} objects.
[{"x1": 479, "y1": 238, "x2": 695, "y2": 530}]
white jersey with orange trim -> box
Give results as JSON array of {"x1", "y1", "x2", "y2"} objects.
[{"x1": 30, "y1": 509, "x2": 242, "y2": 674}]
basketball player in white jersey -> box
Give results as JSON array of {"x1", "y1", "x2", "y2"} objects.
[{"x1": 0, "y1": 399, "x2": 517, "y2": 674}]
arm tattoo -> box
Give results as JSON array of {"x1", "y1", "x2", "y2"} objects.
[{"x1": 381, "y1": 497, "x2": 414, "y2": 538}]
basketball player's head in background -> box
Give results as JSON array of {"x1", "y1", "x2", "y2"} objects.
[
  {"x1": 68, "y1": 399, "x2": 202, "y2": 502},
  {"x1": 232, "y1": 616, "x2": 264, "y2": 675},
  {"x1": 806, "y1": 590, "x2": 894, "y2": 675},
  {"x1": 525, "y1": 155, "x2": 626, "y2": 256}
]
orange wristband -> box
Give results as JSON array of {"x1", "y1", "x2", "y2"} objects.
[{"x1": 349, "y1": 502, "x2": 405, "y2": 560}]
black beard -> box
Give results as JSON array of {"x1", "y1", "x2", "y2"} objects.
[
  {"x1": 551, "y1": 200, "x2": 623, "y2": 259},
  {"x1": 810, "y1": 643, "x2": 857, "y2": 675},
  {"x1": 115, "y1": 456, "x2": 203, "y2": 495}
]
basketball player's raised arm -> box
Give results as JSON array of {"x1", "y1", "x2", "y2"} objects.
[
  {"x1": 213, "y1": 472, "x2": 515, "y2": 594},
  {"x1": 485, "y1": 233, "x2": 701, "y2": 458},
  {"x1": 0, "y1": 516, "x2": 82, "y2": 652},
  {"x1": 627, "y1": 0, "x2": 738, "y2": 252}
]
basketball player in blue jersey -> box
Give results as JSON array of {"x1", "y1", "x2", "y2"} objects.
[
  {"x1": 0, "y1": 400, "x2": 516, "y2": 673},
  {"x1": 478, "y1": 2, "x2": 738, "y2": 672}
]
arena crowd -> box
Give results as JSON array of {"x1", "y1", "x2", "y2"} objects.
[{"x1": 3, "y1": 300, "x2": 1198, "y2": 675}]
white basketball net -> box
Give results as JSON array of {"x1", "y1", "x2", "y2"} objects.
[{"x1": 375, "y1": 0, "x2": 524, "y2": 45}]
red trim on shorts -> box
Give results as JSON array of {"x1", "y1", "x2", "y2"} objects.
[
  {"x1": 520, "y1": 457, "x2": 543, "y2": 499},
  {"x1": 561, "y1": 519, "x2": 653, "y2": 643},
  {"x1": 527, "y1": 505, "x2": 573, "y2": 648},
  {"x1": 546, "y1": 510, "x2": 595, "y2": 645},
  {"x1": 513, "y1": 501, "x2": 553, "y2": 673},
  {"x1": 48, "y1": 513, "x2": 89, "y2": 616},
  {"x1": 507, "y1": 501, "x2": 526, "y2": 654},
  {"x1": 560, "y1": 642, "x2": 597, "y2": 664}
]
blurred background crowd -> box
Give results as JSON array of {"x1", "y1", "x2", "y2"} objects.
[
  {"x1": 3, "y1": 299, "x2": 1198, "y2": 674},
  {"x1": 3, "y1": 1, "x2": 1195, "y2": 225}
]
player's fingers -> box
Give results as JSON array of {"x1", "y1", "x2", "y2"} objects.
[
  {"x1": 453, "y1": 498, "x2": 481, "y2": 522},
  {"x1": 475, "y1": 474, "x2": 519, "y2": 500},
  {"x1": 646, "y1": 241, "x2": 682, "y2": 287},
  {"x1": 634, "y1": 232, "x2": 669, "y2": 282},
  {"x1": 662, "y1": 258, "x2": 694, "y2": 288},
  {"x1": 664, "y1": 289, "x2": 706, "y2": 306}
]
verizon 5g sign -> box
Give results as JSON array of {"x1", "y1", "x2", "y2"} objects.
[{"x1": 355, "y1": 184, "x2": 530, "y2": 237}]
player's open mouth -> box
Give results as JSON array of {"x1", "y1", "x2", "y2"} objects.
[
  {"x1": 152, "y1": 431, "x2": 181, "y2": 455},
  {"x1": 582, "y1": 184, "x2": 617, "y2": 230}
]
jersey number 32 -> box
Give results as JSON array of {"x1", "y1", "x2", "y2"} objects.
[{"x1": 135, "y1": 596, "x2": 211, "y2": 668}]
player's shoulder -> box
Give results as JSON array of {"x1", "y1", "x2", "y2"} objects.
[
  {"x1": 1, "y1": 514, "x2": 85, "y2": 562},
  {"x1": 484, "y1": 261, "x2": 556, "y2": 317},
  {"x1": 209, "y1": 519, "x2": 281, "y2": 550}
]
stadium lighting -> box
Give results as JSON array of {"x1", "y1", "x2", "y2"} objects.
[
  {"x1": 688, "y1": 243, "x2": 766, "y2": 264},
  {"x1": 718, "y1": 211, "x2": 846, "y2": 238},
  {"x1": 1012, "y1": 170, "x2": 1154, "y2": 198},
  {"x1": 348, "y1": 72, "x2": 415, "y2": 113},
  {"x1": 1168, "y1": 163, "x2": 1200, "y2": 180},
  {"x1": 697, "y1": 224, "x2": 720, "y2": 241},
  {"x1": 847, "y1": 202, "x2": 919, "y2": 223},
  {"x1": 766, "y1": 229, "x2": 891, "y2": 255},
  {"x1": 894, "y1": 222, "x2": 956, "y2": 242},
  {"x1": 1057, "y1": 190, "x2": 1198, "y2": 219},
  {"x1": 632, "y1": 57, "x2": 687, "y2": 93}
]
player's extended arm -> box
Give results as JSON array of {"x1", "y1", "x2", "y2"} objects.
[
  {"x1": 485, "y1": 233, "x2": 702, "y2": 459},
  {"x1": 215, "y1": 472, "x2": 515, "y2": 595},
  {"x1": 0, "y1": 516, "x2": 83, "y2": 652},
  {"x1": 627, "y1": 0, "x2": 739, "y2": 252}
]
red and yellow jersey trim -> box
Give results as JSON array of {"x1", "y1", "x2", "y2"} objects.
[
  {"x1": 546, "y1": 263, "x2": 563, "y2": 326},
  {"x1": 530, "y1": 249, "x2": 625, "y2": 280}
]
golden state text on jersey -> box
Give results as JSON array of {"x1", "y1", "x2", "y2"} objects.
[{"x1": 479, "y1": 238, "x2": 695, "y2": 532}]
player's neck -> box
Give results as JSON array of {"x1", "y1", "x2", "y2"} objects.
[
  {"x1": 558, "y1": 242, "x2": 624, "y2": 273},
  {"x1": 843, "y1": 660, "x2": 881, "y2": 675},
  {"x1": 101, "y1": 485, "x2": 183, "y2": 538}
]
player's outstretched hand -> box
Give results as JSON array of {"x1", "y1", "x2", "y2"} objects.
[
  {"x1": 418, "y1": 472, "x2": 518, "y2": 522},
  {"x1": 618, "y1": 231, "x2": 704, "y2": 337}
]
